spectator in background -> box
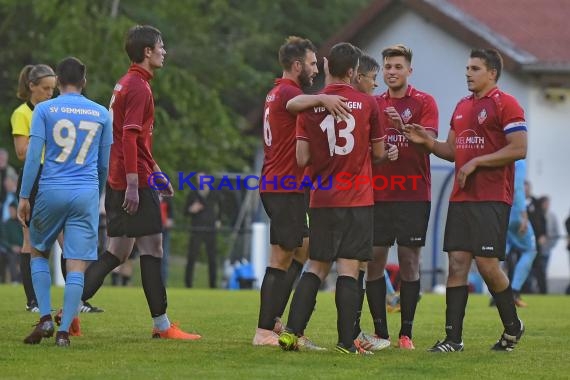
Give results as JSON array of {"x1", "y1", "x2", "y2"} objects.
[
  {"x1": 2, "y1": 174, "x2": 19, "y2": 223},
  {"x1": 0, "y1": 148, "x2": 17, "y2": 206},
  {"x1": 524, "y1": 181, "x2": 548, "y2": 294},
  {"x1": 0, "y1": 202, "x2": 23, "y2": 283},
  {"x1": 160, "y1": 195, "x2": 174, "y2": 286},
  {"x1": 539, "y1": 196, "x2": 559, "y2": 265},
  {"x1": 184, "y1": 172, "x2": 222, "y2": 288}
]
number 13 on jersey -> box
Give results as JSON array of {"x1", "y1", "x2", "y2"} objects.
[{"x1": 320, "y1": 114, "x2": 355, "y2": 156}]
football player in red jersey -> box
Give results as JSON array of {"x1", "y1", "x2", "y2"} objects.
[
  {"x1": 404, "y1": 48, "x2": 527, "y2": 352},
  {"x1": 365, "y1": 44, "x2": 439, "y2": 351},
  {"x1": 286, "y1": 54, "x2": 398, "y2": 352},
  {"x1": 253, "y1": 36, "x2": 348, "y2": 348},
  {"x1": 279, "y1": 43, "x2": 394, "y2": 355},
  {"x1": 79, "y1": 25, "x2": 200, "y2": 340}
]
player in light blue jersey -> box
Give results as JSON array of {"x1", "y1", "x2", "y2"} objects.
[
  {"x1": 17, "y1": 57, "x2": 112, "y2": 347},
  {"x1": 505, "y1": 159, "x2": 537, "y2": 307}
]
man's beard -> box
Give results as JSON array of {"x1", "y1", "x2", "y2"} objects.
[{"x1": 299, "y1": 69, "x2": 313, "y2": 88}]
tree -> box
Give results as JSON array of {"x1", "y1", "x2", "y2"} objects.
[{"x1": 1, "y1": 0, "x2": 369, "y2": 173}]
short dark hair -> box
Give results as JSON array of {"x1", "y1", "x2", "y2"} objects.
[
  {"x1": 56, "y1": 57, "x2": 86, "y2": 87},
  {"x1": 328, "y1": 42, "x2": 361, "y2": 78},
  {"x1": 125, "y1": 25, "x2": 162, "y2": 63},
  {"x1": 470, "y1": 48, "x2": 503, "y2": 82},
  {"x1": 358, "y1": 54, "x2": 380, "y2": 74},
  {"x1": 381, "y1": 44, "x2": 413, "y2": 64},
  {"x1": 278, "y1": 36, "x2": 316, "y2": 71}
]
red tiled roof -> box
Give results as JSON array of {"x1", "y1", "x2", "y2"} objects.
[
  {"x1": 324, "y1": 0, "x2": 570, "y2": 71},
  {"x1": 448, "y1": 0, "x2": 570, "y2": 64}
]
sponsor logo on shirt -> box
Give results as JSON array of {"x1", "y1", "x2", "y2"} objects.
[
  {"x1": 456, "y1": 129, "x2": 485, "y2": 150},
  {"x1": 386, "y1": 128, "x2": 409, "y2": 148}
]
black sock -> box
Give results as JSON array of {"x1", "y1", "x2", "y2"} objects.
[
  {"x1": 122, "y1": 275, "x2": 131, "y2": 286},
  {"x1": 257, "y1": 267, "x2": 287, "y2": 330},
  {"x1": 20, "y1": 253, "x2": 36, "y2": 305},
  {"x1": 491, "y1": 285, "x2": 521, "y2": 336},
  {"x1": 366, "y1": 277, "x2": 388, "y2": 339},
  {"x1": 286, "y1": 272, "x2": 321, "y2": 335},
  {"x1": 352, "y1": 270, "x2": 366, "y2": 340},
  {"x1": 445, "y1": 285, "x2": 469, "y2": 343},
  {"x1": 336, "y1": 275, "x2": 359, "y2": 348},
  {"x1": 60, "y1": 254, "x2": 67, "y2": 281},
  {"x1": 140, "y1": 255, "x2": 167, "y2": 317},
  {"x1": 275, "y1": 259, "x2": 304, "y2": 318},
  {"x1": 399, "y1": 279, "x2": 420, "y2": 338},
  {"x1": 82, "y1": 251, "x2": 120, "y2": 302}
]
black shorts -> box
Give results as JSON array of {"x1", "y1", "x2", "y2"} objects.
[
  {"x1": 309, "y1": 206, "x2": 373, "y2": 262},
  {"x1": 443, "y1": 201, "x2": 510, "y2": 260},
  {"x1": 260, "y1": 192, "x2": 306, "y2": 251},
  {"x1": 105, "y1": 184, "x2": 163, "y2": 238},
  {"x1": 16, "y1": 165, "x2": 42, "y2": 215},
  {"x1": 373, "y1": 201, "x2": 430, "y2": 247}
]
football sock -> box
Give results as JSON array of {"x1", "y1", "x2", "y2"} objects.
[
  {"x1": 286, "y1": 272, "x2": 321, "y2": 335},
  {"x1": 491, "y1": 285, "x2": 521, "y2": 336},
  {"x1": 140, "y1": 255, "x2": 168, "y2": 317},
  {"x1": 257, "y1": 267, "x2": 286, "y2": 330},
  {"x1": 366, "y1": 277, "x2": 389, "y2": 339},
  {"x1": 82, "y1": 251, "x2": 120, "y2": 301},
  {"x1": 60, "y1": 254, "x2": 67, "y2": 280},
  {"x1": 336, "y1": 275, "x2": 359, "y2": 349},
  {"x1": 399, "y1": 279, "x2": 420, "y2": 338},
  {"x1": 20, "y1": 253, "x2": 37, "y2": 306},
  {"x1": 276, "y1": 259, "x2": 304, "y2": 318},
  {"x1": 352, "y1": 270, "x2": 366, "y2": 340},
  {"x1": 445, "y1": 285, "x2": 468, "y2": 343},
  {"x1": 153, "y1": 313, "x2": 171, "y2": 331},
  {"x1": 60, "y1": 272, "x2": 84, "y2": 333},
  {"x1": 30, "y1": 257, "x2": 51, "y2": 317}
]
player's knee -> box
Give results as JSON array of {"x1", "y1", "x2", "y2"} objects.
[
  {"x1": 306, "y1": 261, "x2": 330, "y2": 281},
  {"x1": 366, "y1": 260, "x2": 385, "y2": 281}
]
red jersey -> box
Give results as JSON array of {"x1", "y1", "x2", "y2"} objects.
[
  {"x1": 450, "y1": 87, "x2": 526, "y2": 204},
  {"x1": 108, "y1": 65, "x2": 156, "y2": 190},
  {"x1": 260, "y1": 78, "x2": 304, "y2": 193},
  {"x1": 373, "y1": 86, "x2": 438, "y2": 201},
  {"x1": 296, "y1": 83, "x2": 385, "y2": 208}
]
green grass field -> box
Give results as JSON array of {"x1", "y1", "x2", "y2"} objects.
[{"x1": 1, "y1": 285, "x2": 569, "y2": 379}]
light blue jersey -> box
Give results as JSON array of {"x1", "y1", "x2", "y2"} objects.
[
  {"x1": 507, "y1": 159, "x2": 537, "y2": 291},
  {"x1": 29, "y1": 93, "x2": 112, "y2": 191},
  {"x1": 21, "y1": 92, "x2": 112, "y2": 260},
  {"x1": 510, "y1": 159, "x2": 527, "y2": 223}
]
